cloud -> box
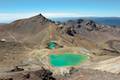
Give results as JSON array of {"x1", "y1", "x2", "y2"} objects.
[
  {"x1": 0, "y1": 13, "x2": 38, "y2": 23},
  {"x1": 42, "y1": 12, "x2": 81, "y2": 18},
  {"x1": 0, "y1": 12, "x2": 96, "y2": 23}
]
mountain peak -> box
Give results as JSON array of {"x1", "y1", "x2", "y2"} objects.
[
  {"x1": 7, "y1": 13, "x2": 53, "y2": 33},
  {"x1": 31, "y1": 13, "x2": 46, "y2": 20},
  {"x1": 35, "y1": 13, "x2": 45, "y2": 18}
]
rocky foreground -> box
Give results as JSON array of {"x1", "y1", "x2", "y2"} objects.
[{"x1": 0, "y1": 68, "x2": 120, "y2": 80}]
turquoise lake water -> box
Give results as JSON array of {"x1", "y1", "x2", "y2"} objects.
[{"x1": 49, "y1": 53, "x2": 88, "y2": 67}]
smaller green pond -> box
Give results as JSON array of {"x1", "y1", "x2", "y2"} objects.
[
  {"x1": 48, "y1": 41, "x2": 56, "y2": 49},
  {"x1": 49, "y1": 53, "x2": 88, "y2": 67}
]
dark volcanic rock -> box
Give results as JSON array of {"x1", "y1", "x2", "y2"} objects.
[{"x1": 83, "y1": 20, "x2": 97, "y2": 31}]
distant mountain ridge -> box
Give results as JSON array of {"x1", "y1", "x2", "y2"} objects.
[{"x1": 52, "y1": 17, "x2": 120, "y2": 26}]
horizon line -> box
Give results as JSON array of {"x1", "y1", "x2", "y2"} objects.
[{"x1": 0, "y1": 12, "x2": 120, "y2": 23}]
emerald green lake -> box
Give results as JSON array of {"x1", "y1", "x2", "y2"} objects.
[{"x1": 49, "y1": 53, "x2": 88, "y2": 67}]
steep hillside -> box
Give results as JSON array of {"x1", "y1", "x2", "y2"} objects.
[
  {"x1": 0, "y1": 14, "x2": 97, "y2": 50},
  {"x1": 60, "y1": 19, "x2": 120, "y2": 55}
]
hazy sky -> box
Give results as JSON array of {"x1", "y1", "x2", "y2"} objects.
[{"x1": 0, "y1": 0, "x2": 120, "y2": 22}]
